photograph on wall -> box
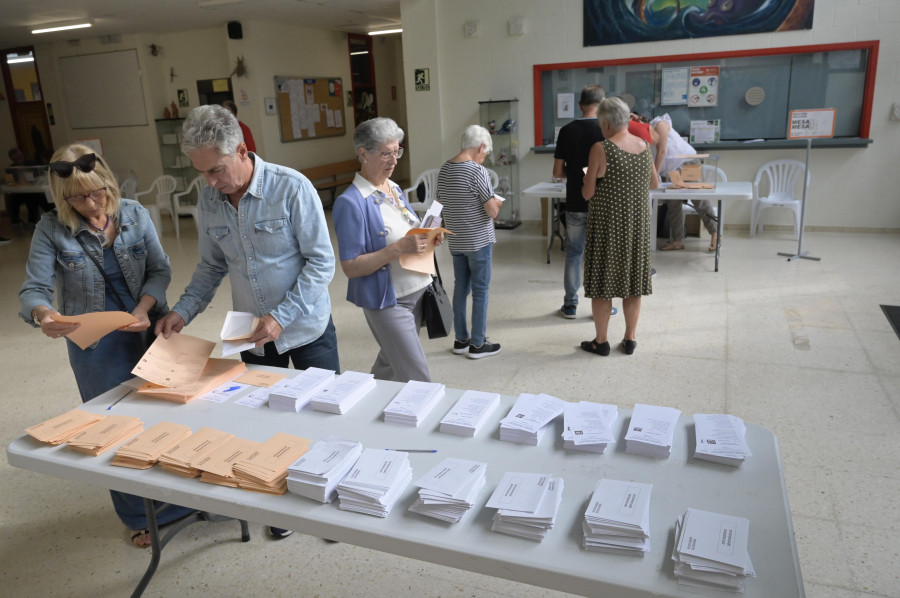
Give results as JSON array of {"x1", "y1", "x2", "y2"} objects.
[{"x1": 584, "y1": 0, "x2": 814, "y2": 47}]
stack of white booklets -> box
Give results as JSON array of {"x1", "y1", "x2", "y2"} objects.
[
  {"x1": 268, "y1": 367, "x2": 336, "y2": 412},
  {"x1": 285, "y1": 436, "x2": 363, "y2": 503},
  {"x1": 672, "y1": 508, "x2": 756, "y2": 592},
  {"x1": 439, "y1": 390, "x2": 501, "y2": 437},
  {"x1": 308, "y1": 371, "x2": 376, "y2": 414},
  {"x1": 582, "y1": 478, "x2": 652, "y2": 555},
  {"x1": 498, "y1": 393, "x2": 565, "y2": 445},
  {"x1": 336, "y1": 448, "x2": 412, "y2": 517},
  {"x1": 382, "y1": 380, "x2": 446, "y2": 426},
  {"x1": 625, "y1": 403, "x2": 682, "y2": 457},
  {"x1": 408, "y1": 457, "x2": 487, "y2": 523},
  {"x1": 486, "y1": 472, "x2": 564, "y2": 542},
  {"x1": 693, "y1": 414, "x2": 753, "y2": 466},
  {"x1": 563, "y1": 402, "x2": 618, "y2": 453}
]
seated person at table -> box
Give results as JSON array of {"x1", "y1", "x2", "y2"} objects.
[{"x1": 6, "y1": 147, "x2": 53, "y2": 227}]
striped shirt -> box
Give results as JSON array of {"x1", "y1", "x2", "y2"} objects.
[{"x1": 437, "y1": 160, "x2": 496, "y2": 253}]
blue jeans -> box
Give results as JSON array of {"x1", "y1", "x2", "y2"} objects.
[
  {"x1": 451, "y1": 244, "x2": 493, "y2": 347},
  {"x1": 563, "y1": 211, "x2": 587, "y2": 306},
  {"x1": 240, "y1": 316, "x2": 340, "y2": 372}
]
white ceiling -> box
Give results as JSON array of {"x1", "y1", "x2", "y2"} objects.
[{"x1": 0, "y1": 0, "x2": 402, "y2": 50}]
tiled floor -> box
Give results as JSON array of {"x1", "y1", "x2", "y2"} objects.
[{"x1": 2, "y1": 218, "x2": 899, "y2": 598}]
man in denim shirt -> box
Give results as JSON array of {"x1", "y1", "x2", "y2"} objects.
[{"x1": 156, "y1": 104, "x2": 340, "y2": 394}]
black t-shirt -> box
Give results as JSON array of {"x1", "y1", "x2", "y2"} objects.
[{"x1": 553, "y1": 118, "x2": 604, "y2": 213}]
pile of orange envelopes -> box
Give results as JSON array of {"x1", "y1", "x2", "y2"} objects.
[
  {"x1": 232, "y1": 432, "x2": 311, "y2": 495},
  {"x1": 66, "y1": 415, "x2": 144, "y2": 456},
  {"x1": 197, "y1": 437, "x2": 261, "y2": 487},
  {"x1": 110, "y1": 421, "x2": 193, "y2": 469},
  {"x1": 158, "y1": 427, "x2": 236, "y2": 477},
  {"x1": 25, "y1": 408, "x2": 104, "y2": 445}
]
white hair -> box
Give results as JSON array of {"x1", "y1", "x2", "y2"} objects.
[{"x1": 460, "y1": 125, "x2": 492, "y2": 153}]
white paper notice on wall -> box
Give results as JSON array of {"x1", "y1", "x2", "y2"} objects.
[
  {"x1": 557, "y1": 93, "x2": 575, "y2": 119},
  {"x1": 788, "y1": 108, "x2": 836, "y2": 139}
]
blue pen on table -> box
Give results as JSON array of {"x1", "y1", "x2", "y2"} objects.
[
  {"x1": 385, "y1": 449, "x2": 437, "y2": 453},
  {"x1": 107, "y1": 389, "x2": 134, "y2": 410},
  {"x1": 224, "y1": 385, "x2": 241, "y2": 392}
]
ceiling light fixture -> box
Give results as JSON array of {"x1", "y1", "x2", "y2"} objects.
[
  {"x1": 350, "y1": 51, "x2": 369, "y2": 56},
  {"x1": 32, "y1": 21, "x2": 92, "y2": 35},
  {"x1": 7, "y1": 55, "x2": 35, "y2": 64},
  {"x1": 368, "y1": 28, "x2": 402, "y2": 36}
]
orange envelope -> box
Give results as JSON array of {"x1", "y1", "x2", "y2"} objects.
[
  {"x1": 398, "y1": 227, "x2": 453, "y2": 275},
  {"x1": 51, "y1": 311, "x2": 139, "y2": 350},
  {"x1": 25, "y1": 408, "x2": 105, "y2": 445},
  {"x1": 233, "y1": 369, "x2": 288, "y2": 388},
  {"x1": 136, "y1": 358, "x2": 247, "y2": 403}
]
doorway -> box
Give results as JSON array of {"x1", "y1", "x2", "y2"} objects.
[
  {"x1": 348, "y1": 34, "x2": 377, "y2": 126},
  {"x1": 1, "y1": 47, "x2": 53, "y2": 164},
  {"x1": 197, "y1": 78, "x2": 234, "y2": 107}
]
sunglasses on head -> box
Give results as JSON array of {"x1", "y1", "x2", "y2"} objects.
[{"x1": 48, "y1": 153, "x2": 98, "y2": 178}]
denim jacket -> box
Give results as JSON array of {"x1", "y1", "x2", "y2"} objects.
[
  {"x1": 19, "y1": 199, "x2": 171, "y2": 329},
  {"x1": 171, "y1": 153, "x2": 335, "y2": 355}
]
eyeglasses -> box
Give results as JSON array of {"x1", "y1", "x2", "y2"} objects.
[
  {"x1": 373, "y1": 147, "x2": 404, "y2": 161},
  {"x1": 64, "y1": 187, "x2": 107, "y2": 205},
  {"x1": 49, "y1": 153, "x2": 98, "y2": 178}
]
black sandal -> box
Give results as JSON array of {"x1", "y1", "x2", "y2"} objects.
[
  {"x1": 130, "y1": 528, "x2": 151, "y2": 548},
  {"x1": 580, "y1": 340, "x2": 610, "y2": 356}
]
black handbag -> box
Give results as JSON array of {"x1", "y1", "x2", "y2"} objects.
[{"x1": 422, "y1": 256, "x2": 453, "y2": 339}]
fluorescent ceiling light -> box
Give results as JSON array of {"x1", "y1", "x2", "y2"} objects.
[
  {"x1": 32, "y1": 22, "x2": 92, "y2": 34},
  {"x1": 198, "y1": 0, "x2": 246, "y2": 7},
  {"x1": 368, "y1": 29, "x2": 402, "y2": 36},
  {"x1": 7, "y1": 56, "x2": 35, "y2": 64},
  {"x1": 350, "y1": 51, "x2": 369, "y2": 56}
]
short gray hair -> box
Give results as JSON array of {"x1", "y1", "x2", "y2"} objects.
[
  {"x1": 597, "y1": 97, "x2": 630, "y2": 131},
  {"x1": 353, "y1": 117, "x2": 405, "y2": 153},
  {"x1": 580, "y1": 85, "x2": 605, "y2": 106},
  {"x1": 181, "y1": 104, "x2": 243, "y2": 156},
  {"x1": 460, "y1": 125, "x2": 492, "y2": 153}
]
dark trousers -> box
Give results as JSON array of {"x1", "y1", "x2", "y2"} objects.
[{"x1": 240, "y1": 316, "x2": 341, "y2": 372}]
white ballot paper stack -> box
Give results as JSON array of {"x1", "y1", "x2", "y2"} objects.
[
  {"x1": 671, "y1": 508, "x2": 756, "y2": 592},
  {"x1": 383, "y1": 380, "x2": 446, "y2": 426},
  {"x1": 439, "y1": 390, "x2": 501, "y2": 436},
  {"x1": 336, "y1": 447, "x2": 412, "y2": 517},
  {"x1": 583, "y1": 478, "x2": 652, "y2": 555},
  {"x1": 286, "y1": 436, "x2": 363, "y2": 503},
  {"x1": 268, "y1": 367, "x2": 336, "y2": 412},
  {"x1": 498, "y1": 393, "x2": 565, "y2": 445},
  {"x1": 563, "y1": 401, "x2": 618, "y2": 453},
  {"x1": 625, "y1": 403, "x2": 682, "y2": 458},
  {"x1": 308, "y1": 371, "x2": 376, "y2": 414},
  {"x1": 486, "y1": 472, "x2": 564, "y2": 542},
  {"x1": 219, "y1": 311, "x2": 260, "y2": 357},
  {"x1": 408, "y1": 457, "x2": 487, "y2": 523},
  {"x1": 693, "y1": 414, "x2": 753, "y2": 466}
]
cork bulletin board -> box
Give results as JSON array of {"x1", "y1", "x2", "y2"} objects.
[{"x1": 275, "y1": 75, "x2": 346, "y2": 142}]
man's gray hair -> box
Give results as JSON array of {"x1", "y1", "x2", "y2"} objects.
[
  {"x1": 580, "y1": 85, "x2": 605, "y2": 106},
  {"x1": 597, "y1": 97, "x2": 630, "y2": 130},
  {"x1": 353, "y1": 117, "x2": 405, "y2": 153},
  {"x1": 460, "y1": 124, "x2": 492, "y2": 153},
  {"x1": 181, "y1": 104, "x2": 243, "y2": 156}
]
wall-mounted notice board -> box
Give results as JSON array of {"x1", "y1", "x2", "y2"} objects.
[
  {"x1": 532, "y1": 41, "x2": 878, "y2": 148},
  {"x1": 60, "y1": 50, "x2": 148, "y2": 129},
  {"x1": 275, "y1": 75, "x2": 346, "y2": 142}
]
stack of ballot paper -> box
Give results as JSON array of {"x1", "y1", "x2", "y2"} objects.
[
  {"x1": 65, "y1": 415, "x2": 143, "y2": 456},
  {"x1": 232, "y1": 432, "x2": 311, "y2": 494},
  {"x1": 486, "y1": 472, "x2": 564, "y2": 542},
  {"x1": 219, "y1": 311, "x2": 260, "y2": 357},
  {"x1": 196, "y1": 437, "x2": 261, "y2": 487},
  {"x1": 439, "y1": 390, "x2": 500, "y2": 436},
  {"x1": 383, "y1": 380, "x2": 446, "y2": 426},
  {"x1": 672, "y1": 508, "x2": 756, "y2": 592},
  {"x1": 25, "y1": 408, "x2": 104, "y2": 445},
  {"x1": 110, "y1": 421, "x2": 192, "y2": 469},
  {"x1": 583, "y1": 478, "x2": 652, "y2": 555},
  {"x1": 286, "y1": 436, "x2": 363, "y2": 503},
  {"x1": 693, "y1": 414, "x2": 753, "y2": 466},
  {"x1": 498, "y1": 393, "x2": 565, "y2": 445},
  {"x1": 308, "y1": 371, "x2": 376, "y2": 414},
  {"x1": 625, "y1": 403, "x2": 682, "y2": 458},
  {"x1": 267, "y1": 367, "x2": 336, "y2": 412},
  {"x1": 336, "y1": 448, "x2": 412, "y2": 517},
  {"x1": 158, "y1": 427, "x2": 236, "y2": 477},
  {"x1": 408, "y1": 457, "x2": 487, "y2": 523},
  {"x1": 563, "y1": 402, "x2": 618, "y2": 453}
]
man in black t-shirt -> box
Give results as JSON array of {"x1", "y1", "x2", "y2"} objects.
[{"x1": 552, "y1": 85, "x2": 608, "y2": 319}]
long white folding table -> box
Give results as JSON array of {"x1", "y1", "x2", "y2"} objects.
[
  {"x1": 7, "y1": 368, "x2": 804, "y2": 598},
  {"x1": 651, "y1": 182, "x2": 753, "y2": 272},
  {"x1": 521, "y1": 181, "x2": 568, "y2": 263}
]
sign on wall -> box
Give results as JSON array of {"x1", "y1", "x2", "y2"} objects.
[{"x1": 415, "y1": 68, "x2": 430, "y2": 91}]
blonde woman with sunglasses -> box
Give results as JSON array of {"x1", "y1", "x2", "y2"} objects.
[{"x1": 18, "y1": 143, "x2": 193, "y2": 547}]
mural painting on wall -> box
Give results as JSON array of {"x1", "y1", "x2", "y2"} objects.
[{"x1": 584, "y1": 0, "x2": 814, "y2": 47}]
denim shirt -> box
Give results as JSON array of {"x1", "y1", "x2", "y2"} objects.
[
  {"x1": 171, "y1": 153, "x2": 335, "y2": 355},
  {"x1": 332, "y1": 175, "x2": 420, "y2": 310},
  {"x1": 19, "y1": 199, "x2": 171, "y2": 331}
]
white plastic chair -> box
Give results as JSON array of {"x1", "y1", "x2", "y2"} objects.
[
  {"x1": 485, "y1": 168, "x2": 500, "y2": 190},
  {"x1": 403, "y1": 168, "x2": 440, "y2": 215},
  {"x1": 171, "y1": 175, "x2": 206, "y2": 238},
  {"x1": 118, "y1": 172, "x2": 138, "y2": 199},
  {"x1": 134, "y1": 175, "x2": 177, "y2": 236},
  {"x1": 750, "y1": 160, "x2": 810, "y2": 238}
]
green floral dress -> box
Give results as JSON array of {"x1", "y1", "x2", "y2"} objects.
[{"x1": 583, "y1": 139, "x2": 653, "y2": 300}]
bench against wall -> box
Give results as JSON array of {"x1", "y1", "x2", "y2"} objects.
[{"x1": 301, "y1": 158, "x2": 359, "y2": 207}]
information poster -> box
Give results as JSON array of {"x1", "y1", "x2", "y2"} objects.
[
  {"x1": 689, "y1": 66, "x2": 719, "y2": 107},
  {"x1": 557, "y1": 93, "x2": 575, "y2": 118},
  {"x1": 788, "y1": 109, "x2": 836, "y2": 139},
  {"x1": 661, "y1": 67, "x2": 689, "y2": 105}
]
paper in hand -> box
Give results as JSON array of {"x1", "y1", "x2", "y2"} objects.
[{"x1": 51, "y1": 311, "x2": 139, "y2": 349}]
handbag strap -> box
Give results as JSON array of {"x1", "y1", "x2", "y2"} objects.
[
  {"x1": 74, "y1": 233, "x2": 130, "y2": 312},
  {"x1": 433, "y1": 253, "x2": 444, "y2": 285}
]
